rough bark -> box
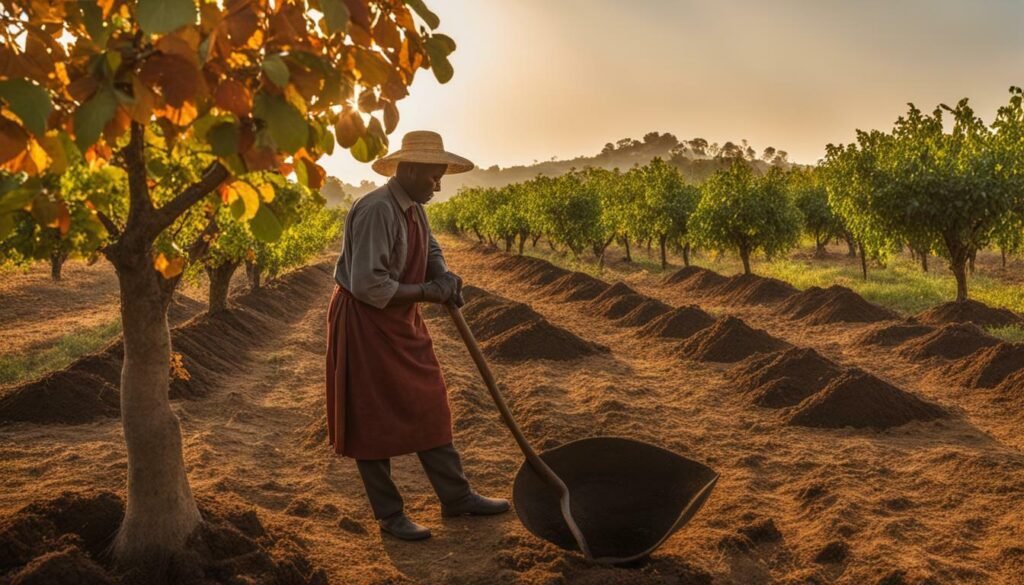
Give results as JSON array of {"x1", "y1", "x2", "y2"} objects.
[
  {"x1": 920, "y1": 250, "x2": 928, "y2": 273},
  {"x1": 111, "y1": 245, "x2": 201, "y2": 568},
  {"x1": 518, "y1": 235, "x2": 525, "y2": 255},
  {"x1": 844, "y1": 233, "x2": 857, "y2": 257},
  {"x1": 50, "y1": 251, "x2": 66, "y2": 281},
  {"x1": 245, "y1": 260, "x2": 262, "y2": 291},
  {"x1": 682, "y1": 243, "x2": 691, "y2": 267},
  {"x1": 504, "y1": 236, "x2": 513, "y2": 253},
  {"x1": 622, "y1": 236, "x2": 632, "y2": 262},
  {"x1": 206, "y1": 260, "x2": 239, "y2": 315},
  {"x1": 659, "y1": 235, "x2": 669, "y2": 270},
  {"x1": 739, "y1": 246, "x2": 752, "y2": 275},
  {"x1": 952, "y1": 259, "x2": 969, "y2": 302},
  {"x1": 858, "y1": 242, "x2": 868, "y2": 280}
]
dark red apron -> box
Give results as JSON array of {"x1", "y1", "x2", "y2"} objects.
[{"x1": 325, "y1": 203, "x2": 452, "y2": 460}]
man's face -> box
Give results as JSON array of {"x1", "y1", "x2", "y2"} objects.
[{"x1": 399, "y1": 163, "x2": 448, "y2": 203}]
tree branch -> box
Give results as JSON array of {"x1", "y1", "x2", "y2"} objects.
[
  {"x1": 151, "y1": 161, "x2": 230, "y2": 238},
  {"x1": 124, "y1": 122, "x2": 154, "y2": 236},
  {"x1": 95, "y1": 210, "x2": 121, "y2": 239}
]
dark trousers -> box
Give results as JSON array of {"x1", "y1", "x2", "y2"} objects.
[{"x1": 356, "y1": 442, "x2": 473, "y2": 519}]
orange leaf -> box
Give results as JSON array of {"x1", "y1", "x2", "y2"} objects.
[
  {"x1": 139, "y1": 53, "x2": 202, "y2": 108},
  {"x1": 154, "y1": 253, "x2": 186, "y2": 279},
  {"x1": 56, "y1": 202, "x2": 70, "y2": 236},
  {"x1": 224, "y1": 0, "x2": 260, "y2": 47},
  {"x1": 0, "y1": 117, "x2": 29, "y2": 165},
  {"x1": 214, "y1": 79, "x2": 252, "y2": 116}
]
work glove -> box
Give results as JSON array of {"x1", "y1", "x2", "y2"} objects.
[
  {"x1": 447, "y1": 271, "x2": 466, "y2": 307},
  {"x1": 420, "y1": 272, "x2": 460, "y2": 305}
]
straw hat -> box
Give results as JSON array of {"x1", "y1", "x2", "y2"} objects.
[{"x1": 371, "y1": 130, "x2": 475, "y2": 177}]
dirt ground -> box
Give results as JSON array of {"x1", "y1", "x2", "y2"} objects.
[{"x1": 1, "y1": 237, "x2": 1023, "y2": 584}]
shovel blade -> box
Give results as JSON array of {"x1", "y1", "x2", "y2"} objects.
[{"x1": 512, "y1": 436, "x2": 718, "y2": 564}]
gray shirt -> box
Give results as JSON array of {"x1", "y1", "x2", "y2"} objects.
[{"x1": 333, "y1": 177, "x2": 448, "y2": 309}]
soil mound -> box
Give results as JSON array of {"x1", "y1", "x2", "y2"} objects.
[
  {"x1": 917, "y1": 299, "x2": 1023, "y2": 328},
  {"x1": 540, "y1": 272, "x2": 609, "y2": 301},
  {"x1": 0, "y1": 262, "x2": 332, "y2": 425},
  {"x1": 461, "y1": 287, "x2": 608, "y2": 361},
  {"x1": 484, "y1": 320, "x2": 609, "y2": 362},
  {"x1": 637, "y1": 306, "x2": 716, "y2": 340},
  {"x1": 733, "y1": 348, "x2": 843, "y2": 408},
  {"x1": 615, "y1": 299, "x2": 672, "y2": 327},
  {"x1": 785, "y1": 368, "x2": 947, "y2": 429},
  {"x1": 0, "y1": 492, "x2": 326, "y2": 584},
  {"x1": 591, "y1": 281, "x2": 639, "y2": 301},
  {"x1": 496, "y1": 255, "x2": 569, "y2": 286},
  {"x1": 899, "y1": 322, "x2": 1000, "y2": 361},
  {"x1": 594, "y1": 293, "x2": 648, "y2": 320},
  {"x1": 779, "y1": 285, "x2": 897, "y2": 324},
  {"x1": 679, "y1": 316, "x2": 790, "y2": 363},
  {"x1": 950, "y1": 343, "x2": 1024, "y2": 389},
  {"x1": 857, "y1": 320, "x2": 936, "y2": 347},
  {"x1": 663, "y1": 266, "x2": 728, "y2": 291},
  {"x1": 716, "y1": 274, "x2": 798, "y2": 306}
]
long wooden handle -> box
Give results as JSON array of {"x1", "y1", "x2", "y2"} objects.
[{"x1": 445, "y1": 303, "x2": 593, "y2": 558}]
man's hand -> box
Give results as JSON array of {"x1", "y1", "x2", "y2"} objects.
[
  {"x1": 419, "y1": 272, "x2": 460, "y2": 304},
  {"x1": 446, "y1": 271, "x2": 465, "y2": 307}
]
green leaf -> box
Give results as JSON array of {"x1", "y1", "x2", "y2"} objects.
[
  {"x1": 253, "y1": 93, "x2": 308, "y2": 154},
  {"x1": 207, "y1": 122, "x2": 240, "y2": 157},
  {"x1": 321, "y1": 0, "x2": 350, "y2": 35},
  {"x1": 405, "y1": 0, "x2": 440, "y2": 29},
  {"x1": 79, "y1": 3, "x2": 111, "y2": 46},
  {"x1": 73, "y1": 88, "x2": 117, "y2": 150},
  {"x1": 137, "y1": 0, "x2": 197, "y2": 36},
  {"x1": 0, "y1": 212, "x2": 13, "y2": 240},
  {"x1": 262, "y1": 54, "x2": 290, "y2": 88},
  {"x1": 0, "y1": 79, "x2": 52, "y2": 136},
  {"x1": 250, "y1": 204, "x2": 283, "y2": 242},
  {"x1": 424, "y1": 34, "x2": 456, "y2": 84}
]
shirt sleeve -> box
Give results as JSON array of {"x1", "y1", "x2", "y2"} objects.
[
  {"x1": 347, "y1": 201, "x2": 400, "y2": 308},
  {"x1": 426, "y1": 230, "x2": 449, "y2": 280}
]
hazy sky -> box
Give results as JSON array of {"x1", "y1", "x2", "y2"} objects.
[{"x1": 322, "y1": 0, "x2": 1024, "y2": 184}]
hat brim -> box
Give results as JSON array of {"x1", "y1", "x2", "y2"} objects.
[{"x1": 371, "y1": 150, "x2": 475, "y2": 177}]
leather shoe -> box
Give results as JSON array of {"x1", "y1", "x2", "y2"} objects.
[
  {"x1": 441, "y1": 492, "x2": 511, "y2": 517},
  {"x1": 379, "y1": 513, "x2": 431, "y2": 540}
]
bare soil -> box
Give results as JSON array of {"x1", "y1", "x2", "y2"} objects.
[{"x1": 2, "y1": 237, "x2": 1024, "y2": 584}]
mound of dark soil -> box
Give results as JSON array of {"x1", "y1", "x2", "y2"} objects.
[
  {"x1": 636, "y1": 305, "x2": 716, "y2": 340},
  {"x1": 0, "y1": 492, "x2": 326, "y2": 584},
  {"x1": 857, "y1": 320, "x2": 936, "y2": 347},
  {"x1": 779, "y1": 286, "x2": 897, "y2": 325},
  {"x1": 679, "y1": 316, "x2": 790, "y2": 363},
  {"x1": 917, "y1": 299, "x2": 1023, "y2": 328},
  {"x1": 899, "y1": 322, "x2": 1000, "y2": 361},
  {"x1": 716, "y1": 274, "x2": 798, "y2": 306},
  {"x1": 785, "y1": 368, "x2": 947, "y2": 429},
  {"x1": 496, "y1": 255, "x2": 569, "y2": 286},
  {"x1": 949, "y1": 343, "x2": 1024, "y2": 389},
  {"x1": 663, "y1": 266, "x2": 728, "y2": 291},
  {"x1": 483, "y1": 320, "x2": 608, "y2": 362},
  {"x1": 733, "y1": 348, "x2": 843, "y2": 408},
  {"x1": 540, "y1": 272, "x2": 609, "y2": 301},
  {"x1": 591, "y1": 281, "x2": 639, "y2": 301},
  {"x1": 0, "y1": 262, "x2": 333, "y2": 425},
  {"x1": 594, "y1": 293, "x2": 649, "y2": 320},
  {"x1": 461, "y1": 287, "x2": 608, "y2": 361},
  {"x1": 615, "y1": 299, "x2": 672, "y2": 327}
]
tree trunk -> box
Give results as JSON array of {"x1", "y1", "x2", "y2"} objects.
[
  {"x1": 920, "y1": 250, "x2": 928, "y2": 273},
  {"x1": 859, "y1": 242, "x2": 868, "y2": 280},
  {"x1": 815, "y1": 234, "x2": 828, "y2": 257},
  {"x1": 739, "y1": 247, "x2": 752, "y2": 275},
  {"x1": 112, "y1": 250, "x2": 201, "y2": 567},
  {"x1": 245, "y1": 260, "x2": 262, "y2": 291},
  {"x1": 682, "y1": 243, "x2": 690, "y2": 267},
  {"x1": 518, "y1": 235, "x2": 525, "y2": 255},
  {"x1": 659, "y1": 236, "x2": 669, "y2": 270},
  {"x1": 623, "y1": 236, "x2": 632, "y2": 262},
  {"x1": 952, "y1": 259, "x2": 969, "y2": 302},
  {"x1": 50, "y1": 251, "x2": 66, "y2": 281},
  {"x1": 845, "y1": 233, "x2": 857, "y2": 257},
  {"x1": 472, "y1": 228, "x2": 483, "y2": 243},
  {"x1": 547, "y1": 240, "x2": 557, "y2": 251},
  {"x1": 1001, "y1": 247, "x2": 1007, "y2": 268},
  {"x1": 206, "y1": 260, "x2": 239, "y2": 315},
  {"x1": 968, "y1": 250, "x2": 976, "y2": 275},
  {"x1": 531, "y1": 234, "x2": 541, "y2": 248},
  {"x1": 504, "y1": 236, "x2": 513, "y2": 252}
]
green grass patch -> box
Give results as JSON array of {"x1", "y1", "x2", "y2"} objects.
[
  {"x1": 987, "y1": 325, "x2": 1024, "y2": 344},
  {"x1": 0, "y1": 319, "x2": 122, "y2": 386}
]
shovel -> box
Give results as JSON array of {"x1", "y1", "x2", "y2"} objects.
[{"x1": 446, "y1": 303, "x2": 719, "y2": 564}]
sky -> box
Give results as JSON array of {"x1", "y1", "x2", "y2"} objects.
[{"x1": 321, "y1": 0, "x2": 1024, "y2": 185}]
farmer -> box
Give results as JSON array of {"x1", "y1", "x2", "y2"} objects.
[{"x1": 326, "y1": 130, "x2": 510, "y2": 541}]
